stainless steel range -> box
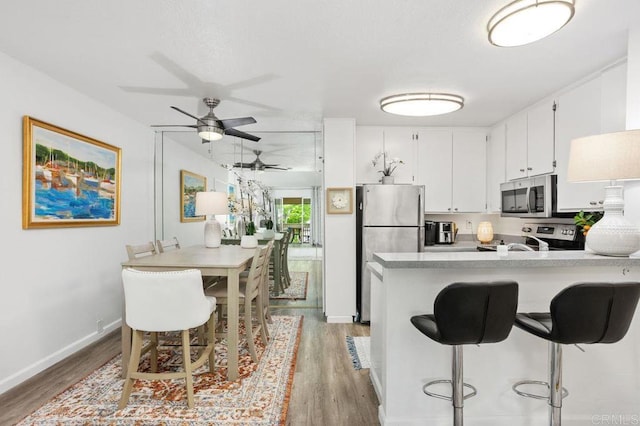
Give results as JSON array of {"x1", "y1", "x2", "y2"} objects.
[{"x1": 477, "y1": 222, "x2": 584, "y2": 251}]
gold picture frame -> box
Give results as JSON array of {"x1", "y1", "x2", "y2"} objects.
[
  {"x1": 326, "y1": 187, "x2": 353, "y2": 214},
  {"x1": 180, "y1": 170, "x2": 207, "y2": 222},
  {"x1": 22, "y1": 116, "x2": 121, "y2": 229}
]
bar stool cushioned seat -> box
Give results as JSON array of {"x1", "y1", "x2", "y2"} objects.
[
  {"x1": 411, "y1": 281, "x2": 519, "y2": 425},
  {"x1": 513, "y1": 282, "x2": 640, "y2": 426}
]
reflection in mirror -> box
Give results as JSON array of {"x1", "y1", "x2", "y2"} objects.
[{"x1": 154, "y1": 129, "x2": 324, "y2": 307}]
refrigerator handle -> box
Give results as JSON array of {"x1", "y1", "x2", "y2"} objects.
[{"x1": 359, "y1": 201, "x2": 363, "y2": 211}]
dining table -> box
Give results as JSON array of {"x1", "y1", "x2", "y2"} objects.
[{"x1": 120, "y1": 244, "x2": 257, "y2": 381}]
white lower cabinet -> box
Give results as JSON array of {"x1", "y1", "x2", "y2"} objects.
[{"x1": 417, "y1": 129, "x2": 486, "y2": 213}]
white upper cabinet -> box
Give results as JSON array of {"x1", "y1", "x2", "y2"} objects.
[
  {"x1": 382, "y1": 127, "x2": 417, "y2": 184},
  {"x1": 487, "y1": 123, "x2": 506, "y2": 213},
  {"x1": 416, "y1": 129, "x2": 486, "y2": 213},
  {"x1": 417, "y1": 129, "x2": 453, "y2": 212},
  {"x1": 555, "y1": 61, "x2": 627, "y2": 212},
  {"x1": 505, "y1": 111, "x2": 528, "y2": 180},
  {"x1": 355, "y1": 126, "x2": 384, "y2": 184},
  {"x1": 505, "y1": 101, "x2": 555, "y2": 181},
  {"x1": 452, "y1": 131, "x2": 486, "y2": 213},
  {"x1": 526, "y1": 101, "x2": 555, "y2": 176}
]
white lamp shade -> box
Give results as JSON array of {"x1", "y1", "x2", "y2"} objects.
[
  {"x1": 567, "y1": 130, "x2": 640, "y2": 182},
  {"x1": 488, "y1": 0, "x2": 575, "y2": 47},
  {"x1": 195, "y1": 191, "x2": 229, "y2": 216},
  {"x1": 477, "y1": 222, "x2": 494, "y2": 244},
  {"x1": 566, "y1": 129, "x2": 640, "y2": 257},
  {"x1": 195, "y1": 191, "x2": 229, "y2": 248}
]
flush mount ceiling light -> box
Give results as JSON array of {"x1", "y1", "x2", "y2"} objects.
[
  {"x1": 380, "y1": 93, "x2": 464, "y2": 117},
  {"x1": 488, "y1": 0, "x2": 575, "y2": 47}
]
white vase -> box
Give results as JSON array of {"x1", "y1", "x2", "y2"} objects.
[
  {"x1": 241, "y1": 235, "x2": 258, "y2": 248},
  {"x1": 381, "y1": 176, "x2": 395, "y2": 184}
]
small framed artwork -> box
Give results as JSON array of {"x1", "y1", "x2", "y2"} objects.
[
  {"x1": 22, "y1": 116, "x2": 121, "y2": 229},
  {"x1": 326, "y1": 187, "x2": 353, "y2": 214},
  {"x1": 180, "y1": 170, "x2": 206, "y2": 222}
]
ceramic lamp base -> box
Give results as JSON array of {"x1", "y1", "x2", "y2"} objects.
[
  {"x1": 203, "y1": 218, "x2": 222, "y2": 248},
  {"x1": 586, "y1": 186, "x2": 640, "y2": 256}
]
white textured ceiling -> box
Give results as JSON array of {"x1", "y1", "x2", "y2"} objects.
[{"x1": 0, "y1": 0, "x2": 636, "y2": 171}]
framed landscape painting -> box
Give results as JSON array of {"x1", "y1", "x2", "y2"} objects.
[
  {"x1": 180, "y1": 170, "x2": 206, "y2": 222},
  {"x1": 22, "y1": 116, "x2": 121, "y2": 229}
]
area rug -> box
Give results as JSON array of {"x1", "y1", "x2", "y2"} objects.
[
  {"x1": 346, "y1": 336, "x2": 371, "y2": 370},
  {"x1": 271, "y1": 271, "x2": 308, "y2": 300},
  {"x1": 17, "y1": 315, "x2": 303, "y2": 425}
]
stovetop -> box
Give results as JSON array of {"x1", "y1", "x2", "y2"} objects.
[{"x1": 477, "y1": 222, "x2": 584, "y2": 252}]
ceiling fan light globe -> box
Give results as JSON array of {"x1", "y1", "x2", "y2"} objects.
[{"x1": 198, "y1": 125, "x2": 224, "y2": 141}]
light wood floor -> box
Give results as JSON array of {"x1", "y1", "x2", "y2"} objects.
[{"x1": 0, "y1": 258, "x2": 380, "y2": 426}]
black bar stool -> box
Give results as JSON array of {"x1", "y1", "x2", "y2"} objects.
[
  {"x1": 410, "y1": 281, "x2": 519, "y2": 426},
  {"x1": 513, "y1": 282, "x2": 640, "y2": 426}
]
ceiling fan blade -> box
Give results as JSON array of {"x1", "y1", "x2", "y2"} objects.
[
  {"x1": 225, "y1": 128, "x2": 261, "y2": 142},
  {"x1": 170, "y1": 106, "x2": 207, "y2": 125},
  {"x1": 264, "y1": 166, "x2": 290, "y2": 170},
  {"x1": 150, "y1": 124, "x2": 198, "y2": 128},
  {"x1": 232, "y1": 162, "x2": 256, "y2": 168},
  {"x1": 219, "y1": 117, "x2": 256, "y2": 129}
]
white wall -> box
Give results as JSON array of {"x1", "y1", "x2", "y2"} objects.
[
  {"x1": 0, "y1": 51, "x2": 154, "y2": 393},
  {"x1": 323, "y1": 118, "x2": 356, "y2": 323}
]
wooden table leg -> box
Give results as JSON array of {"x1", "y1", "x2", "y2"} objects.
[
  {"x1": 273, "y1": 241, "x2": 282, "y2": 296},
  {"x1": 226, "y1": 268, "x2": 240, "y2": 381},
  {"x1": 121, "y1": 318, "x2": 131, "y2": 379}
]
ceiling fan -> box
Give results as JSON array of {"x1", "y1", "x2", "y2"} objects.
[
  {"x1": 152, "y1": 97, "x2": 261, "y2": 142},
  {"x1": 233, "y1": 150, "x2": 290, "y2": 171}
]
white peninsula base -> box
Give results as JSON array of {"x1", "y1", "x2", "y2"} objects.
[{"x1": 368, "y1": 251, "x2": 640, "y2": 426}]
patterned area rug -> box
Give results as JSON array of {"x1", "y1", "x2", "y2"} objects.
[
  {"x1": 18, "y1": 315, "x2": 303, "y2": 425},
  {"x1": 346, "y1": 336, "x2": 371, "y2": 370},
  {"x1": 271, "y1": 271, "x2": 308, "y2": 300}
]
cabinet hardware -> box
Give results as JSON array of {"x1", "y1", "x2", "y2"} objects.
[
  {"x1": 590, "y1": 201, "x2": 597, "y2": 206},
  {"x1": 527, "y1": 167, "x2": 532, "y2": 171},
  {"x1": 454, "y1": 208, "x2": 458, "y2": 212},
  {"x1": 447, "y1": 208, "x2": 451, "y2": 211},
  {"x1": 598, "y1": 200, "x2": 604, "y2": 205},
  {"x1": 520, "y1": 168, "x2": 525, "y2": 172}
]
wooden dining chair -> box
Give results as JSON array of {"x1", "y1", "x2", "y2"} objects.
[
  {"x1": 204, "y1": 241, "x2": 272, "y2": 362},
  {"x1": 156, "y1": 236, "x2": 181, "y2": 253},
  {"x1": 125, "y1": 241, "x2": 158, "y2": 260}
]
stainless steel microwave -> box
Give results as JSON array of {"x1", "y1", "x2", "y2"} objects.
[{"x1": 500, "y1": 175, "x2": 557, "y2": 218}]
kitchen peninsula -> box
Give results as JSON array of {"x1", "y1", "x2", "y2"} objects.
[{"x1": 368, "y1": 251, "x2": 640, "y2": 426}]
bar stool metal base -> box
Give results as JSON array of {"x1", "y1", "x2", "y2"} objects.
[
  {"x1": 421, "y1": 345, "x2": 477, "y2": 426},
  {"x1": 423, "y1": 379, "x2": 478, "y2": 401},
  {"x1": 512, "y1": 341, "x2": 567, "y2": 426}
]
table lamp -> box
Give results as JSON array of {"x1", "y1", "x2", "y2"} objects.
[
  {"x1": 195, "y1": 191, "x2": 229, "y2": 248},
  {"x1": 477, "y1": 221, "x2": 494, "y2": 244},
  {"x1": 567, "y1": 129, "x2": 640, "y2": 256}
]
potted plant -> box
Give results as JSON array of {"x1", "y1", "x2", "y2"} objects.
[
  {"x1": 372, "y1": 151, "x2": 403, "y2": 184},
  {"x1": 241, "y1": 192, "x2": 258, "y2": 248}
]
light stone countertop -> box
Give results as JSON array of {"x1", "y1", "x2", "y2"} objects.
[
  {"x1": 372, "y1": 250, "x2": 640, "y2": 269},
  {"x1": 422, "y1": 241, "x2": 479, "y2": 252}
]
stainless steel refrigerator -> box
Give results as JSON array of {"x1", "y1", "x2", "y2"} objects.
[{"x1": 356, "y1": 184, "x2": 425, "y2": 323}]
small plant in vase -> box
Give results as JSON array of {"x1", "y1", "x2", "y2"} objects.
[
  {"x1": 372, "y1": 151, "x2": 403, "y2": 184},
  {"x1": 574, "y1": 210, "x2": 603, "y2": 237}
]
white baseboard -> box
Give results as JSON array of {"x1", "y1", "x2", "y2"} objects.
[
  {"x1": 325, "y1": 315, "x2": 353, "y2": 323},
  {"x1": 0, "y1": 318, "x2": 121, "y2": 395}
]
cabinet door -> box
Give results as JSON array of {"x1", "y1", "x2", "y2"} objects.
[
  {"x1": 417, "y1": 129, "x2": 452, "y2": 212},
  {"x1": 555, "y1": 77, "x2": 607, "y2": 211},
  {"x1": 383, "y1": 127, "x2": 416, "y2": 184},
  {"x1": 527, "y1": 101, "x2": 555, "y2": 176},
  {"x1": 452, "y1": 131, "x2": 486, "y2": 212},
  {"x1": 487, "y1": 124, "x2": 506, "y2": 213},
  {"x1": 505, "y1": 112, "x2": 528, "y2": 180},
  {"x1": 600, "y1": 61, "x2": 627, "y2": 133},
  {"x1": 355, "y1": 126, "x2": 384, "y2": 184}
]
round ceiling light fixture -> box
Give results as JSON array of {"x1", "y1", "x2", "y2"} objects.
[
  {"x1": 379, "y1": 93, "x2": 464, "y2": 117},
  {"x1": 488, "y1": 0, "x2": 575, "y2": 47}
]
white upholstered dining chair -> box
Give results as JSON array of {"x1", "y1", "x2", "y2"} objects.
[
  {"x1": 119, "y1": 268, "x2": 217, "y2": 409},
  {"x1": 156, "y1": 236, "x2": 181, "y2": 253},
  {"x1": 125, "y1": 241, "x2": 158, "y2": 260}
]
